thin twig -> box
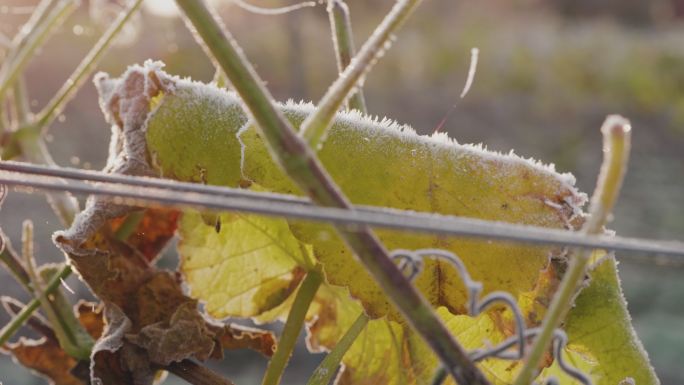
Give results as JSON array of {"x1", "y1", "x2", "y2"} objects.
[
  {"x1": 0, "y1": 0, "x2": 56, "y2": 82},
  {"x1": 232, "y1": 0, "x2": 316, "y2": 15},
  {"x1": 34, "y1": 0, "x2": 145, "y2": 134},
  {"x1": 0, "y1": 264, "x2": 72, "y2": 346},
  {"x1": 21, "y1": 221, "x2": 91, "y2": 360},
  {"x1": 327, "y1": 0, "x2": 366, "y2": 112},
  {"x1": 2, "y1": 163, "x2": 683, "y2": 257},
  {"x1": 0, "y1": 0, "x2": 78, "y2": 101},
  {"x1": 513, "y1": 116, "x2": 631, "y2": 385},
  {"x1": 302, "y1": 0, "x2": 422, "y2": 147},
  {"x1": 0, "y1": 230, "x2": 32, "y2": 292}
]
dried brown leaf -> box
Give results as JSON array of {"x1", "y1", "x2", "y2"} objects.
[
  {"x1": 7, "y1": 337, "x2": 82, "y2": 385},
  {"x1": 110, "y1": 209, "x2": 180, "y2": 262},
  {"x1": 218, "y1": 323, "x2": 276, "y2": 358}
]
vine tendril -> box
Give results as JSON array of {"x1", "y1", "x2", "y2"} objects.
[{"x1": 390, "y1": 248, "x2": 592, "y2": 385}]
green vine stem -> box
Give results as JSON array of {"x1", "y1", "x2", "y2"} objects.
[
  {"x1": 34, "y1": 0, "x2": 145, "y2": 135},
  {"x1": 0, "y1": 0, "x2": 78, "y2": 101},
  {"x1": 0, "y1": 233, "x2": 32, "y2": 292},
  {"x1": 1, "y1": 296, "x2": 57, "y2": 341},
  {"x1": 16, "y1": 132, "x2": 80, "y2": 225},
  {"x1": 21, "y1": 220, "x2": 92, "y2": 360},
  {"x1": 302, "y1": 5, "x2": 373, "y2": 383},
  {"x1": 262, "y1": 268, "x2": 323, "y2": 385},
  {"x1": 8, "y1": 67, "x2": 81, "y2": 225},
  {"x1": 513, "y1": 115, "x2": 632, "y2": 385},
  {"x1": 175, "y1": 1, "x2": 489, "y2": 384},
  {"x1": 0, "y1": 263, "x2": 72, "y2": 346},
  {"x1": 301, "y1": 0, "x2": 421, "y2": 147},
  {"x1": 327, "y1": 0, "x2": 366, "y2": 112},
  {"x1": 2, "y1": 0, "x2": 56, "y2": 63},
  {"x1": 306, "y1": 312, "x2": 369, "y2": 385},
  {"x1": 11, "y1": 77, "x2": 31, "y2": 125}
]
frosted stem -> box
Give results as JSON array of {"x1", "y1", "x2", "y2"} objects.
[
  {"x1": 21, "y1": 221, "x2": 92, "y2": 360},
  {"x1": 0, "y1": 0, "x2": 78, "y2": 101},
  {"x1": 0, "y1": 235, "x2": 32, "y2": 292},
  {"x1": 0, "y1": 263, "x2": 71, "y2": 346},
  {"x1": 327, "y1": 0, "x2": 367, "y2": 113},
  {"x1": 262, "y1": 269, "x2": 323, "y2": 385},
  {"x1": 302, "y1": 0, "x2": 422, "y2": 147},
  {"x1": 35, "y1": 0, "x2": 145, "y2": 134},
  {"x1": 513, "y1": 115, "x2": 631, "y2": 385}
]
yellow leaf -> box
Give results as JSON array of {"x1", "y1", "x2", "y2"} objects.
[{"x1": 179, "y1": 211, "x2": 313, "y2": 318}]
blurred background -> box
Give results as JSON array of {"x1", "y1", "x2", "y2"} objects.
[{"x1": 1, "y1": 0, "x2": 683, "y2": 383}]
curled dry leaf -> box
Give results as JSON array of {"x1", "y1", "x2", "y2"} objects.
[
  {"x1": 52, "y1": 69, "x2": 275, "y2": 383},
  {"x1": 76, "y1": 301, "x2": 105, "y2": 340},
  {"x1": 109, "y1": 209, "x2": 181, "y2": 262},
  {"x1": 6, "y1": 337, "x2": 83, "y2": 385},
  {"x1": 1, "y1": 299, "x2": 106, "y2": 385},
  {"x1": 218, "y1": 323, "x2": 276, "y2": 358}
]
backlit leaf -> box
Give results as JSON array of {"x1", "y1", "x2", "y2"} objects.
[
  {"x1": 93, "y1": 63, "x2": 657, "y2": 385},
  {"x1": 179, "y1": 211, "x2": 312, "y2": 319}
]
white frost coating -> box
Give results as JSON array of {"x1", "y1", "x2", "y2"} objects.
[
  {"x1": 89, "y1": 304, "x2": 134, "y2": 385},
  {"x1": 277, "y1": 98, "x2": 583, "y2": 196},
  {"x1": 591, "y1": 257, "x2": 659, "y2": 384},
  {"x1": 157, "y1": 66, "x2": 586, "y2": 215},
  {"x1": 236, "y1": 121, "x2": 251, "y2": 179},
  {"x1": 152, "y1": 63, "x2": 583, "y2": 195}
]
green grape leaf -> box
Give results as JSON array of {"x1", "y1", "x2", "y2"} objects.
[
  {"x1": 559, "y1": 256, "x2": 659, "y2": 385},
  {"x1": 94, "y1": 62, "x2": 657, "y2": 385}
]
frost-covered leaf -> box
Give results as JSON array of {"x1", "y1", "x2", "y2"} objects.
[
  {"x1": 560, "y1": 256, "x2": 659, "y2": 385},
  {"x1": 93, "y1": 63, "x2": 657, "y2": 385},
  {"x1": 137, "y1": 64, "x2": 585, "y2": 319}
]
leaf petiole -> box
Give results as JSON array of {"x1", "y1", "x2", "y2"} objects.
[{"x1": 262, "y1": 268, "x2": 323, "y2": 385}]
